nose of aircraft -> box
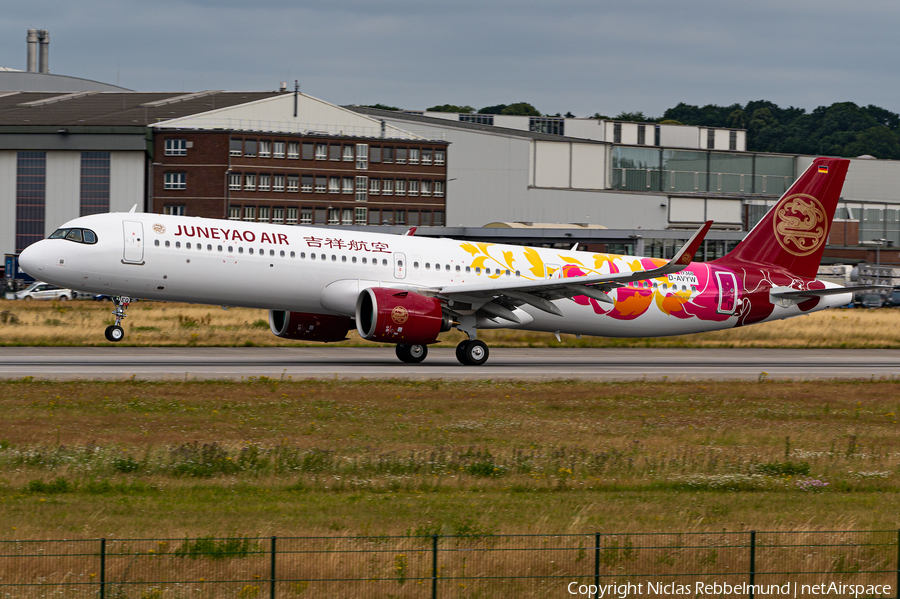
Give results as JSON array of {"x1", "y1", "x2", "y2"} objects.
[{"x1": 18, "y1": 242, "x2": 45, "y2": 278}]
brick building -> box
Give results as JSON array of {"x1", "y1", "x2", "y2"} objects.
[{"x1": 152, "y1": 129, "x2": 447, "y2": 227}]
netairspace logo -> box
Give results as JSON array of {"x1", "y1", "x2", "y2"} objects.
[{"x1": 567, "y1": 581, "x2": 892, "y2": 597}]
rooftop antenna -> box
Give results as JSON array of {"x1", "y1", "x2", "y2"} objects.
[{"x1": 294, "y1": 80, "x2": 299, "y2": 118}]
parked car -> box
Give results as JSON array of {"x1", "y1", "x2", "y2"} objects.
[
  {"x1": 13, "y1": 282, "x2": 76, "y2": 301},
  {"x1": 859, "y1": 293, "x2": 885, "y2": 309},
  {"x1": 886, "y1": 287, "x2": 900, "y2": 307}
]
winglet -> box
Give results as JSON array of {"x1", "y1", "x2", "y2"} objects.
[
  {"x1": 404, "y1": 227, "x2": 417, "y2": 236},
  {"x1": 670, "y1": 220, "x2": 713, "y2": 268},
  {"x1": 129, "y1": 204, "x2": 137, "y2": 213}
]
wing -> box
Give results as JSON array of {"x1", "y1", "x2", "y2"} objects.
[{"x1": 432, "y1": 220, "x2": 713, "y2": 322}]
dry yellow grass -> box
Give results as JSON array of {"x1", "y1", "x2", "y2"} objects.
[{"x1": 1, "y1": 299, "x2": 900, "y2": 347}]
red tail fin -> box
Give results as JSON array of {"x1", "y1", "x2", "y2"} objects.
[{"x1": 714, "y1": 157, "x2": 849, "y2": 279}]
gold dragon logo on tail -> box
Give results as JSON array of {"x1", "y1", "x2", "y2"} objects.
[{"x1": 772, "y1": 193, "x2": 827, "y2": 257}]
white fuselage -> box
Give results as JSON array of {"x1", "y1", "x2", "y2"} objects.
[{"x1": 19, "y1": 212, "x2": 851, "y2": 339}]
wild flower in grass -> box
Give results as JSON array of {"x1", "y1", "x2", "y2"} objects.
[
  {"x1": 796, "y1": 477, "x2": 829, "y2": 492},
  {"x1": 849, "y1": 471, "x2": 890, "y2": 479}
]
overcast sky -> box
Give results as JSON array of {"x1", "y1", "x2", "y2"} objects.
[{"x1": 3, "y1": 0, "x2": 898, "y2": 118}]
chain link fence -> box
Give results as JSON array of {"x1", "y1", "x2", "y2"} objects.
[{"x1": 1, "y1": 530, "x2": 897, "y2": 598}]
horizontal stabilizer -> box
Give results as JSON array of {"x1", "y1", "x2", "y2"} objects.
[{"x1": 769, "y1": 285, "x2": 889, "y2": 301}]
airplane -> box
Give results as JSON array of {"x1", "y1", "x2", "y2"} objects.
[{"x1": 18, "y1": 157, "x2": 874, "y2": 366}]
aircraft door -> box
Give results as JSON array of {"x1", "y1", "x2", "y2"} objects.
[
  {"x1": 123, "y1": 221, "x2": 145, "y2": 264},
  {"x1": 715, "y1": 271, "x2": 738, "y2": 314},
  {"x1": 393, "y1": 252, "x2": 406, "y2": 279}
]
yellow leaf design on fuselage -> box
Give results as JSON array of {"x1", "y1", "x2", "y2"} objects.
[
  {"x1": 558, "y1": 255, "x2": 583, "y2": 266},
  {"x1": 524, "y1": 247, "x2": 545, "y2": 278},
  {"x1": 460, "y1": 243, "x2": 480, "y2": 256},
  {"x1": 502, "y1": 250, "x2": 515, "y2": 269}
]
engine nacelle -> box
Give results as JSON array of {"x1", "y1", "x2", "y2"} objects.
[
  {"x1": 355, "y1": 287, "x2": 451, "y2": 344},
  {"x1": 269, "y1": 310, "x2": 353, "y2": 342}
]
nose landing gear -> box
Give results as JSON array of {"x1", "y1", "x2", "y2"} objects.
[{"x1": 104, "y1": 296, "x2": 130, "y2": 342}]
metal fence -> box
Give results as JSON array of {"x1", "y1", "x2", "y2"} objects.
[{"x1": 1, "y1": 530, "x2": 898, "y2": 598}]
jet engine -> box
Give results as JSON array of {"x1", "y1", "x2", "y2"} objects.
[
  {"x1": 268, "y1": 310, "x2": 353, "y2": 342},
  {"x1": 355, "y1": 287, "x2": 452, "y2": 344}
]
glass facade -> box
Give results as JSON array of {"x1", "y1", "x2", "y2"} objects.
[
  {"x1": 16, "y1": 151, "x2": 46, "y2": 252},
  {"x1": 80, "y1": 152, "x2": 110, "y2": 216},
  {"x1": 611, "y1": 148, "x2": 794, "y2": 196}
]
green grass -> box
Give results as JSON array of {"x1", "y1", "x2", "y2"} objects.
[{"x1": 1, "y1": 378, "x2": 900, "y2": 539}]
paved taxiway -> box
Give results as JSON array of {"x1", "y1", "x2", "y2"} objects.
[{"x1": 0, "y1": 347, "x2": 897, "y2": 381}]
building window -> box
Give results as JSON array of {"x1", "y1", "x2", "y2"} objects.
[
  {"x1": 369, "y1": 146, "x2": 381, "y2": 163},
  {"x1": 16, "y1": 151, "x2": 46, "y2": 253},
  {"x1": 382, "y1": 180, "x2": 394, "y2": 195},
  {"x1": 273, "y1": 141, "x2": 285, "y2": 158},
  {"x1": 244, "y1": 174, "x2": 256, "y2": 191},
  {"x1": 315, "y1": 177, "x2": 327, "y2": 193},
  {"x1": 613, "y1": 123, "x2": 622, "y2": 144},
  {"x1": 164, "y1": 205, "x2": 186, "y2": 215},
  {"x1": 287, "y1": 142, "x2": 299, "y2": 159},
  {"x1": 434, "y1": 211, "x2": 444, "y2": 225},
  {"x1": 460, "y1": 114, "x2": 494, "y2": 125},
  {"x1": 707, "y1": 129, "x2": 715, "y2": 149},
  {"x1": 273, "y1": 207, "x2": 285, "y2": 223},
  {"x1": 529, "y1": 117, "x2": 564, "y2": 136},
  {"x1": 245, "y1": 140, "x2": 258, "y2": 157},
  {"x1": 395, "y1": 210, "x2": 406, "y2": 225},
  {"x1": 329, "y1": 177, "x2": 340, "y2": 194},
  {"x1": 408, "y1": 181, "x2": 419, "y2": 197},
  {"x1": 356, "y1": 144, "x2": 368, "y2": 170},
  {"x1": 329, "y1": 145, "x2": 341, "y2": 161},
  {"x1": 327, "y1": 208, "x2": 339, "y2": 225},
  {"x1": 422, "y1": 149, "x2": 432, "y2": 165},
  {"x1": 355, "y1": 207, "x2": 367, "y2": 225},
  {"x1": 409, "y1": 148, "x2": 419, "y2": 164},
  {"x1": 408, "y1": 211, "x2": 419, "y2": 226},
  {"x1": 243, "y1": 206, "x2": 255, "y2": 221},
  {"x1": 395, "y1": 180, "x2": 406, "y2": 196},
  {"x1": 315, "y1": 144, "x2": 327, "y2": 160},
  {"x1": 301, "y1": 176, "x2": 313, "y2": 193},
  {"x1": 356, "y1": 176, "x2": 367, "y2": 202},
  {"x1": 80, "y1": 151, "x2": 110, "y2": 216},
  {"x1": 637, "y1": 125, "x2": 646, "y2": 145},
  {"x1": 383, "y1": 147, "x2": 394, "y2": 163},
  {"x1": 342, "y1": 209, "x2": 353, "y2": 225},
  {"x1": 434, "y1": 150, "x2": 445, "y2": 165},
  {"x1": 272, "y1": 175, "x2": 284, "y2": 192},
  {"x1": 258, "y1": 207, "x2": 270, "y2": 222},
  {"x1": 165, "y1": 138, "x2": 187, "y2": 156},
  {"x1": 396, "y1": 148, "x2": 408, "y2": 164},
  {"x1": 421, "y1": 180, "x2": 431, "y2": 197},
  {"x1": 369, "y1": 178, "x2": 380, "y2": 195},
  {"x1": 287, "y1": 176, "x2": 299, "y2": 192},
  {"x1": 730, "y1": 130, "x2": 738, "y2": 151},
  {"x1": 229, "y1": 173, "x2": 242, "y2": 190},
  {"x1": 368, "y1": 209, "x2": 381, "y2": 225},
  {"x1": 228, "y1": 207, "x2": 241, "y2": 220},
  {"x1": 230, "y1": 139, "x2": 242, "y2": 156},
  {"x1": 654, "y1": 125, "x2": 661, "y2": 146},
  {"x1": 259, "y1": 140, "x2": 271, "y2": 158},
  {"x1": 287, "y1": 207, "x2": 299, "y2": 224},
  {"x1": 342, "y1": 145, "x2": 354, "y2": 162},
  {"x1": 299, "y1": 209, "x2": 311, "y2": 224},
  {"x1": 259, "y1": 174, "x2": 271, "y2": 192},
  {"x1": 434, "y1": 181, "x2": 444, "y2": 197},
  {"x1": 164, "y1": 172, "x2": 186, "y2": 190},
  {"x1": 341, "y1": 178, "x2": 352, "y2": 195}
]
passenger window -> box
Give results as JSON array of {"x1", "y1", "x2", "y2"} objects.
[
  {"x1": 362, "y1": 257, "x2": 367, "y2": 264},
  {"x1": 270, "y1": 250, "x2": 275, "y2": 257},
  {"x1": 176, "y1": 241, "x2": 181, "y2": 248},
  {"x1": 186, "y1": 243, "x2": 192, "y2": 249},
  {"x1": 228, "y1": 246, "x2": 234, "y2": 253},
  {"x1": 154, "y1": 239, "x2": 160, "y2": 247},
  {"x1": 382, "y1": 259, "x2": 388, "y2": 266},
  {"x1": 293, "y1": 252, "x2": 298, "y2": 258},
  {"x1": 455, "y1": 265, "x2": 460, "y2": 272},
  {"x1": 165, "y1": 240, "x2": 170, "y2": 247},
  {"x1": 207, "y1": 244, "x2": 212, "y2": 251},
  {"x1": 352, "y1": 256, "x2": 357, "y2": 263},
  {"x1": 238, "y1": 247, "x2": 244, "y2": 254},
  {"x1": 414, "y1": 261, "x2": 420, "y2": 268},
  {"x1": 342, "y1": 256, "x2": 347, "y2": 262},
  {"x1": 475, "y1": 267, "x2": 481, "y2": 274},
  {"x1": 280, "y1": 250, "x2": 285, "y2": 257},
  {"x1": 249, "y1": 248, "x2": 254, "y2": 255},
  {"x1": 217, "y1": 245, "x2": 223, "y2": 252}
]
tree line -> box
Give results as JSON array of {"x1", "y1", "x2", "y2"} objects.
[{"x1": 364, "y1": 100, "x2": 900, "y2": 160}]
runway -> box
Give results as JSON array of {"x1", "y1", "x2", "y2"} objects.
[{"x1": 0, "y1": 347, "x2": 897, "y2": 381}]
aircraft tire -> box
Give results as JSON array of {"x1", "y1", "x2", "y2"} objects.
[
  {"x1": 396, "y1": 344, "x2": 428, "y2": 364},
  {"x1": 458, "y1": 340, "x2": 489, "y2": 366},
  {"x1": 105, "y1": 325, "x2": 124, "y2": 342},
  {"x1": 456, "y1": 341, "x2": 469, "y2": 365}
]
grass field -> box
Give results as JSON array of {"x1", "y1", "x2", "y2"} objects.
[
  {"x1": 1, "y1": 378, "x2": 899, "y2": 540},
  {"x1": 2, "y1": 299, "x2": 900, "y2": 348}
]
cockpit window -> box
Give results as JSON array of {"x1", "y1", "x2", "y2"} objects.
[{"x1": 49, "y1": 228, "x2": 98, "y2": 244}]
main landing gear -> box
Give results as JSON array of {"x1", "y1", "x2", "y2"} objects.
[
  {"x1": 396, "y1": 344, "x2": 428, "y2": 363},
  {"x1": 104, "y1": 296, "x2": 131, "y2": 342},
  {"x1": 456, "y1": 339, "x2": 489, "y2": 366}
]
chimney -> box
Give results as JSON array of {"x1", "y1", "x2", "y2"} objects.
[
  {"x1": 26, "y1": 29, "x2": 38, "y2": 72},
  {"x1": 38, "y1": 29, "x2": 49, "y2": 74}
]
